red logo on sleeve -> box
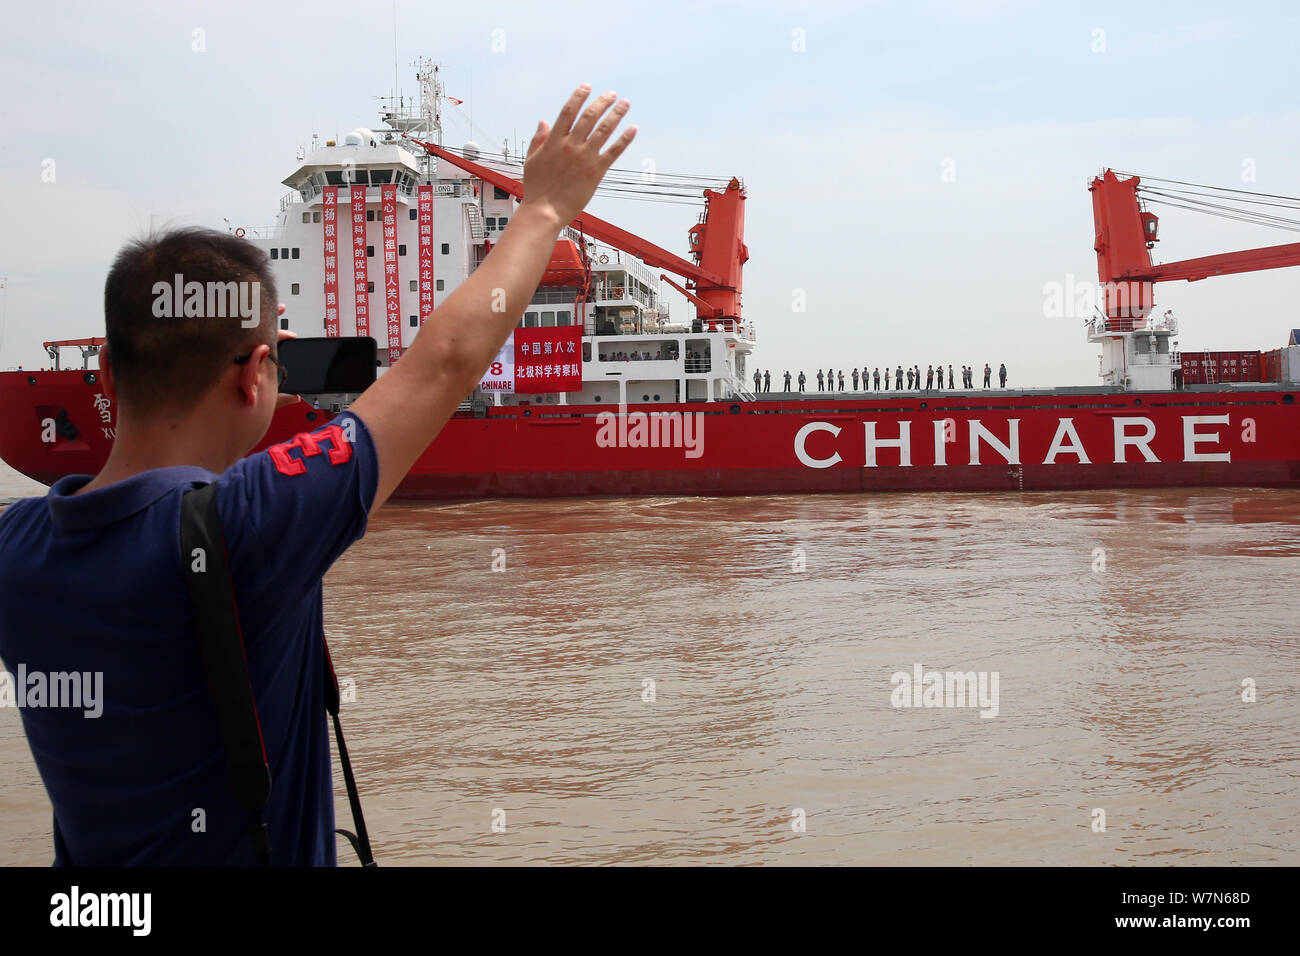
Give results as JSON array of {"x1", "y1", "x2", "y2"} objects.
[{"x1": 268, "y1": 424, "x2": 353, "y2": 476}]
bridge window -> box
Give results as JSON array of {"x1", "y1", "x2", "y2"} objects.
[
  {"x1": 291, "y1": 283, "x2": 300, "y2": 295},
  {"x1": 441, "y1": 243, "x2": 449, "y2": 255},
  {"x1": 291, "y1": 248, "x2": 299, "y2": 259},
  {"x1": 370, "y1": 169, "x2": 393, "y2": 184},
  {"x1": 409, "y1": 315, "x2": 418, "y2": 327},
  {"x1": 302, "y1": 212, "x2": 311, "y2": 224},
  {"x1": 367, "y1": 210, "x2": 376, "y2": 221},
  {"x1": 398, "y1": 244, "x2": 406, "y2": 256},
  {"x1": 436, "y1": 279, "x2": 444, "y2": 291},
  {"x1": 270, "y1": 248, "x2": 278, "y2": 260},
  {"x1": 494, "y1": 186, "x2": 510, "y2": 200},
  {"x1": 409, "y1": 209, "x2": 417, "y2": 220}
]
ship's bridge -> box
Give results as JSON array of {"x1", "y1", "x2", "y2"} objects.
[{"x1": 283, "y1": 136, "x2": 424, "y2": 204}]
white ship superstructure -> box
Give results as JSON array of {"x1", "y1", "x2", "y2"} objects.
[{"x1": 243, "y1": 59, "x2": 756, "y2": 410}]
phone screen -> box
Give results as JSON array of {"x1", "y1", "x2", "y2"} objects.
[{"x1": 278, "y1": 337, "x2": 377, "y2": 394}]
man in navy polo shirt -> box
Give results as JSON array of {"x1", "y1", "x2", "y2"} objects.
[{"x1": 0, "y1": 85, "x2": 635, "y2": 865}]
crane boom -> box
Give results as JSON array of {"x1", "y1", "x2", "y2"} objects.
[
  {"x1": 407, "y1": 136, "x2": 747, "y2": 322},
  {"x1": 1091, "y1": 169, "x2": 1300, "y2": 328}
]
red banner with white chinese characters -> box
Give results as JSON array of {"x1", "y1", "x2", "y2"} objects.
[
  {"x1": 514, "y1": 326, "x2": 582, "y2": 393},
  {"x1": 381, "y1": 183, "x2": 401, "y2": 361},
  {"x1": 322, "y1": 187, "x2": 339, "y2": 337},
  {"x1": 350, "y1": 184, "x2": 369, "y2": 338},
  {"x1": 417, "y1": 184, "x2": 433, "y2": 327}
]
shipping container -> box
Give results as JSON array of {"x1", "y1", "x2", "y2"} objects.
[
  {"x1": 1263, "y1": 348, "x2": 1283, "y2": 382},
  {"x1": 1180, "y1": 350, "x2": 1262, "y2": 385}
]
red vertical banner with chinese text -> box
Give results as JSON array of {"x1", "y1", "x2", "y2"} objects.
[
  {"x1": 513, "y1": 326, "x2": 583, "y2": 393},
  {"x1": 322, "y1": 187, "x2": 339, "y2": 337},
  {"x1": 381, "y1": 184, "x2": 402, "y2": 361},
  {"x1": 350, "y1": 184, "x2": 369, "y2": 338},
  {"x1": 417, "y1": 185, "x2": 434, "y2": 328}
]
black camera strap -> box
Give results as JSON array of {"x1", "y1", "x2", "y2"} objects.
[{"x1": 180, "y1": 481, "x2": 375, "y2": 866}]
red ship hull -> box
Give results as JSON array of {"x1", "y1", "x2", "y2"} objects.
[{"x1": 3, "y1": 370, "x2": 1297, "y2": 497}]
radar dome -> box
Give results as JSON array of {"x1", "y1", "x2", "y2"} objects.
[
  {"x1": 343, "y1": 127, "x2": 378, "y2": 147},
  {"x1": 463, "y1": 141, "x2": 481, "y2": 161}
]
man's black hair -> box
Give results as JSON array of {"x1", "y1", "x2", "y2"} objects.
[{"x1": 104, "y1": 227, "x2": 278, "y2": 414}]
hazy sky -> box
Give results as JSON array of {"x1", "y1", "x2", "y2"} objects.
[{"x1": 3, "y1": 0, "x2": 1299, "y2": 386}]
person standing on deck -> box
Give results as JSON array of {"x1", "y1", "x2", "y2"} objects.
[
  {"x1": 817, "y1": 369, "x2": 824, "y2": 390},
  {"x1": 948, "y1": 364, "x2": 954, "y2": 389},
  {"x1": 873, "y1": 367, "x2": 880, "y2": 390},
  {"x1": 784, "y1": 370, "x2": 792, "y2": 391},
  {"x1": 797, "y1": 370, "x2": 805, "y2": 391},
  {"x1": 837, "y1": 370, "x2": 844, "y2": 391},
  {"x1": 999, "y1": 363, "x2": 1007, "y2": 387},
  {"x1": 983, "y1": 363, "x2": 992, "y2": 387},
  {"x1": 852, "y1": 368, "x2": 859, "y2": 391},
  {"x1": 896, "y1": 366, "x2": 903, "y2": 389},
  {"x1": 763, "y1": 369, "x2": 770, "y2": 392}
]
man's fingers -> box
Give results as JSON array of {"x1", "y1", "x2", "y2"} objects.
[
  {"x1": 552, "y1": 84, "x2": 592, "y2": 138},
  {"x1": 599, "y1": 125, "x2": 638, "y2": 172},
  {"x1": 588, "y1": 98, "x2": 630, "y2": 151},
  {"x1": 571, "y1": 90, "x2": 617, "y2": 141}
]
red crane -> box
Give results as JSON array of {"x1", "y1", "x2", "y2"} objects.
[
  {"x1": 1090, "y1": 169, "x2": 1300, "y2": 331},
  {"x1": 407, "y1": 137, "x2": 749, "y2": 324}
]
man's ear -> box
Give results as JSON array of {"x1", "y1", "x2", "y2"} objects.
[
  {"x1": 236, "y1": 343, "x2": 270, "y2": 407},
  {"x1": 99, "y1": 344, "x2": 117, "y2": 402}
]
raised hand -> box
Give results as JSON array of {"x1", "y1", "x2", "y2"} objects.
[{"x1": 520, "y1": 85, "x2": 636, "y2": 228}]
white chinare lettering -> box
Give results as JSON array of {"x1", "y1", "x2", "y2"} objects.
[
  {"x1": 933, "y1": 420, "x2": 948, "y2": 466},
  {"x1": 968, "y1": 419, "x2": 1020, "y2": 465},
  {"x1": 864, "y1": 421, "x2": 912, "y2": 467},
  {"x1": 1043, "y1": 417, "x2": 1091, "y2": 464},
  {"x1": 1113, "y1": 416, "x2": 1159, "y2": 463},
  {"x1": 1183, "y1": 415, "x2": 1231, "y2": 462},
  {"x1": 794, "y1": 421, "x2": 842, "y2": 468}
]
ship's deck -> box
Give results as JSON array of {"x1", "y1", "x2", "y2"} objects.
[{"x1": 747, "y1": 382, "x2": 1293, "y2": 401}]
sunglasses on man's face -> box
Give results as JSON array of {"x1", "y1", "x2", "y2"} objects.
[{"x1": 233, "y1": 350, "x2": 289, "y2": 386}]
